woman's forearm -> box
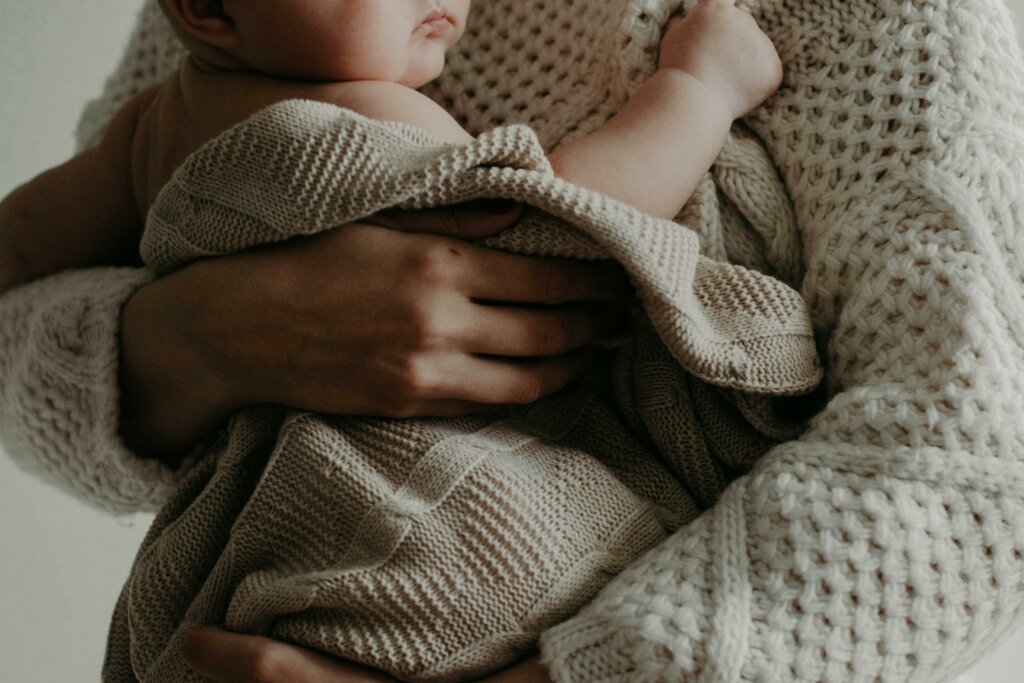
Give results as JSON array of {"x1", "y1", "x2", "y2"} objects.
[{"x1": 119, "y1": 261, "x2": 241, "y2": 466}]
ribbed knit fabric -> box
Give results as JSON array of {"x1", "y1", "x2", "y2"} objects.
[
  {"x1": 2, "y1": 0, "x2": 1023, "y2": 681},
  {"x1": 101, "y1": 98, "x2": 819, "y2": 682}
]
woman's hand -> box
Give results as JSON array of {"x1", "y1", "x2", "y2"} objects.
[
  {"x1": 180, "y1": 627, "x2": 554, "y2": 683},
  {"x1": 120, "y1": 200, "x2": 630, "y2": 465}
]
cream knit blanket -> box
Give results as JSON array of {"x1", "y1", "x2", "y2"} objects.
[
  {"x1": 3, "y1": 0, "x2": 1024, "y2": 681},
  {"x1": 102, "y1": 100, "x2": 819, "y2": 682}
]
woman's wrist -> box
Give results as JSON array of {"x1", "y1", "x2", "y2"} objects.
[{"x1": 119, "y1": 261, "x2": 241, "y2": 466}]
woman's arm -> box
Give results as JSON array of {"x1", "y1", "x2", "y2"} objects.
[
  {"x1": 119, "y1": 206, "x2": 629, "y2": 466},
  {"x1": 1, "y1": 202, "x2": 628, "y2": 508}
]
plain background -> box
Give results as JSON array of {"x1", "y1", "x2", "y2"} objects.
[{"x1": 2, "y1": 1, "x2": 1024, "y2": 681}]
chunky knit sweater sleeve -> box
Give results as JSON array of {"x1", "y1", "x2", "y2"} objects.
[
  {"x1": 539, "y1": 0, "x2": 1024, "y2": 680},
  {"x1": 0, "y1": 267, "x2": 180, "y2": 513},
  {"x1": 0, "y1": 5, "x2": 184, "y2": 514}
]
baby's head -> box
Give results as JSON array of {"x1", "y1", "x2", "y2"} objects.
[{"x1": 158, "y1": 0, "x2": 470, "y2": 88}]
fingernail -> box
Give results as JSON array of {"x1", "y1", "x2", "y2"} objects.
[{"x1": 485, "y1": 199, "x2": 518, "y2": 214}]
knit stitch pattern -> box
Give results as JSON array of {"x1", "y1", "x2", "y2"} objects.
[
  {"x1": 537, "y1": 1, "x2": 1024, "y2": 681},
  {"x1": 4, "y1": 0, "x2": 1024, "y2": 681}
]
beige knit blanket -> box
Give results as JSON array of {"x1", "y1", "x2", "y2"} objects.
[{"x1": 102, "y1": 101, "x2": 820, "y2": 682}]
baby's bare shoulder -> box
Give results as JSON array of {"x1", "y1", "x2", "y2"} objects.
[
  {"x1": 179, "y1": 60, "x2": 471, "y2": 145},
  {"x1": 306, "y1": 80, "x2": 472, "y2": 144}
]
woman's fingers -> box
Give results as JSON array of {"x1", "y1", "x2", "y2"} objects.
[
  {"x1": 420, "y1": 348, "x2": 601, "y2": 405},
  {"x1": 181, "y1": 626, "x2": 311, "y2": 682},
  {"x1": 455, "y1": 300, "x2": 626, "y2": 357},
  {"x1": 479, "y1": 656, "x2": 553, "y2": 683},
  {"x1": 181, "y1": 626, "x2": 396, "y2": 683}
]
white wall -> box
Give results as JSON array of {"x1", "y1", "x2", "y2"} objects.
[{"x1": 1, "y1": 1, "x2": 1024, "y2": 681}]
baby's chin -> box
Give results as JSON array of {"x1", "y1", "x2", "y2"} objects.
[{"x1": 400, "y1": 56, "x2": 448, "y2": 90}]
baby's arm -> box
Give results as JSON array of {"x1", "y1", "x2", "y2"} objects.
[
  {"x1": 315, "y1": 1, "x2": 781, "y2": 224},
  {"x1": 0, "y1": 90, "x2": 149, "y2": 294},
  {"x1": 549, "y1": 0, "x2": 782, "y2": 219}
]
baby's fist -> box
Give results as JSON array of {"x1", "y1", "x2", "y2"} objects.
[{"x1": 659, "y1": 0, "x2": 783, "y2": 119}]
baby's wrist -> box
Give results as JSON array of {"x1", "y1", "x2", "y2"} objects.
[{"x1": 651, "y1": 67, "x2": 738, "y2": 121}]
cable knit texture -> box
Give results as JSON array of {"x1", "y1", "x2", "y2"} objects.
[{"x1": 3, "y1": 0, "x2": 1024, "y2": 680}]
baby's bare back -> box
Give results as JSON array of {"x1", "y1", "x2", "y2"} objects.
[{"x1": 137, "y1": 60, "x2": 472, "y2": 213}]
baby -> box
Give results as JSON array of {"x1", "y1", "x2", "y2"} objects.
[{"x1": 0, "y1": 0, "x2": 782, "y2": 291}]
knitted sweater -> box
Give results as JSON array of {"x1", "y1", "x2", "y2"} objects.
[{"x1": 2, "y1": 0, "x2": 1024, "y2": 681}]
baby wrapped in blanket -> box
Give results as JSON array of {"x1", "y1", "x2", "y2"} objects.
[{"x1": 0, "y1": 0, "x2": 822, "y2": 680}]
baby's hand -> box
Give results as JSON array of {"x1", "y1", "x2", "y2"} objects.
[{"x1": 658, "y1": 0, "x2": 783, "y2": 119}]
